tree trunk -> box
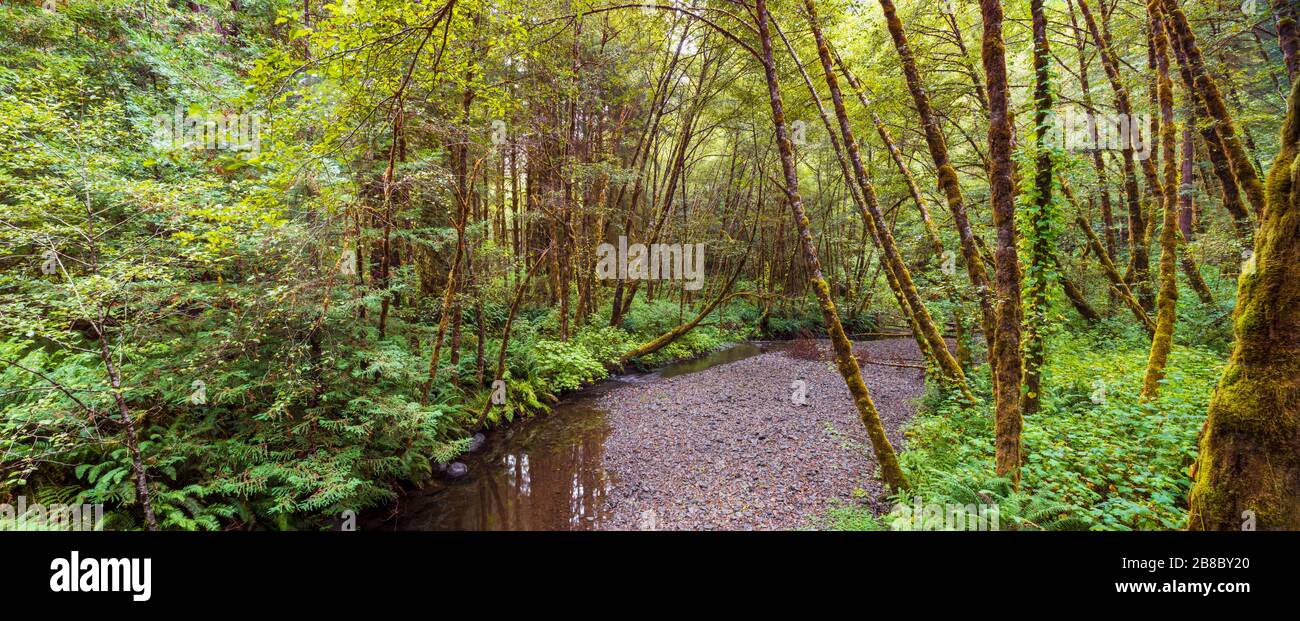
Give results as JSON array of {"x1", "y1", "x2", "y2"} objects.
[
  {"x1": 1067, "y1": 0, "x2": 1118, "y2": 262},
  {"x1": 1078, "y1": 0, "x2": 1152, "y2": 310},
  {"x1": 94, "y1": 315, "x2": 158, "y2": 531},
  {"x1": 1023, "y1": 0, "x2": 1054, "y2": 417},
  {"x1": 1140, "y1": 0, "x2": 1180, "y2": 401},
  {"x1": 1161, "y1": 0, "x2": 1268, "y2": 218},
  {"x1": 1274, "y1": 0, "x2": 1299, "y2": 83},
  {"x1": 801, "y1": 0, "x2": 973, "y2": 401},
  {"x1": 979, "y1": 0, "x2": 1024, "y2": 484},
  {"x1": 1188, "y1": 79, "x2": 1300, "y2": 530},
  {"x1": 877, "y1": 0, "x2": 997, "y2": 349},
  {"x1": 835, "y1": 52, "x2": 975, "y2": 369},
  {"x1": 1168, "y1": 25, "x2": 1254, "y2": 246},
  {"x1": 1072, "y1": 209, "x2": 1156, "y2": 335},
  {"x1": 475, "y1": 247, "x2": 552, "y2": 429},
  {"x1": 773, "y1": 20, "x2": 940, "y2": 371},
  {"x1": 754, "y1": 0, "x2": 908, "y2": 492}
]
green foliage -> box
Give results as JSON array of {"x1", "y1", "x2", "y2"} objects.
[
  {"x1": 641, "y1": 326, "x2": 725, "y2": 366},
  {"x1": 619, "y1": 299, "x2": 689, "y2": 335},
  {"x1": 530, "y1": 340, "x2": 608, "y2": 393},
  {"x1": 762, "y1": 304, "x2": 825, "y2": 338},
  {"x1": 887, "y1": 330, "x2": 1225, "y2": 531},
  {"x1": 824, "y1": 473, "x2": 1089, "y2": 532},
  {"x1": 0, "y1": 0, "x2": 471, "y2": 530},
  {"x1": 573, "y1": 325, "x2": 636, "y2": 367},
  {"x1": 0, "y1": 0, "x2": 1264, "y2": 534}
]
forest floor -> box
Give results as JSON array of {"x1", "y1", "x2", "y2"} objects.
[{"x1": 596, "y1": 338, "x2": 927, "y2": 530}]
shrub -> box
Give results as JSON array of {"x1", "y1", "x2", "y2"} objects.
[
  {"x1": 828, "y1": 329, "x2": 1225, "y2": 531},
  {"x1": 530, "y1": 340, "x2": 607, "y2": 393},
  {"x1": 574, "y1": 325, "x2": 636, "y2": 367},
  {"x1": 620, "y1": 298, "x2": 686, "y2": 335}
]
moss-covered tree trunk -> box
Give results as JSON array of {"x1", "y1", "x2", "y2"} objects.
[
  {"x1": 1066, "y1": 0, "x2": 1118, "y2": 263},
  {"x1": 1023, "y1": 0, "x2": 1054, "y2": 417},
  {"x1": 1179, "y1": 239, "x2": 1214, "y2": 306},
  {"x1": 1169, "y1": 28, "x2": 1254, "y2": 247},
  {"x1": 802, "y1": 0, "x2": 973, "y2": 402},
  {"x1": 1077, "y1": 0, "x2": 1152, "y2": 310},
  {"x1": 1140, "y1": 0, "x2": 1180, "y2": 401},
  {"x1": 1073, "y1": 211, "x2": 1156, "y2": 334},
  {"x1": 620, "y1": 260, "x2": 750, "y2": 365},
  {"x1": 979, "y1": 0, "x2": 1024, "y2": 484},
  {"x1": 754, "y1": 0, "x2": 908, "y2": 492},
  {"x1": 1057, "y1": 266, "x2": 1100, "y2": 323},
  {"x1": 877, "y1": 0, "x2": 997, "y2": 352},
  {"x1": 835, "y1": 53, "x2": 975, "y2": 369},
  {"x1": 1161, "y1": 0, "x2": 1268, "y2": 218},
  {"x1": 1188, "y1": 79, "x2": 1300, "y2": 531},
  {"x1": 772, "y1": 20, "x2": 939, "y2": 371}
]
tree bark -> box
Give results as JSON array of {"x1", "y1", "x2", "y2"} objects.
[
  {"x1": 95, "y1": 318, "x2": 158, "y2": 531},
  {"x1": 755, "y1": 0, "x2": 908, "y2": 492},
  {"x1": 980, "y1": 0, "x2": 1024, "y2": 484},
  {"x1": 474, "y1": 246, "x2": 552, "y2": 429},
  {"x1": 1164, "y1": 25, "x2": 1255, "y2": 246},
  {"x1": 1140, "y1": 0, "x2": 1180, "y2": 401},
  {"x1": 1188, "y1": 79, "x2": 1300, "y2": 530}
]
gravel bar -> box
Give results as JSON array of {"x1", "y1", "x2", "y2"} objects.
[{"x1": 596, "y1": 338, "x2": 927, "y2": 530}]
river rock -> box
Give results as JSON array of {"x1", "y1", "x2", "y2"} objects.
[
  {"x1": 467, "y1": 433, "x2": 486, "y2": 453},
  {"x1": 446, "y1": 462, "x2": 469, "y2": 478}
]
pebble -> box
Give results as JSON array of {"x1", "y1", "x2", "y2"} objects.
[{"x1": 596, "y1": 338, "x2": 928, "y2": 531}]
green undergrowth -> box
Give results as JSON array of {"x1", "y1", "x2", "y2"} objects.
[
  {"x1": 825, "y1": 327, "x2": 1227, "y2": 531},
  {"x1": 0, "y1": 2, "x2": 782, "y2": 531}
]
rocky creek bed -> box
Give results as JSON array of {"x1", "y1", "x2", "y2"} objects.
[
  {"x1": 596, "y1": 338, "x2": 926, "y2": 530},
  {"x1": 368, "y1": 338, "x2": 928, "y2": 531}
]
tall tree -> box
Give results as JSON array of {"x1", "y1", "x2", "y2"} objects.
[
  {"x1": 979, "y1": 0, "x2": 1023, "y2": 483},
  {"x1": 1022, "y1": 0, "x2": 1055, "y2": 417},
  {"x1": 1140, "y1": 0, "x2": 1181, "y2": 401},
  {"x1": 1188, "y1": 79, "x2": 1300, "y2": 531},
  {"x1": 1077, "y1": 0, "x2": 1153, "y2": 309},
  {"x1": 877, "y1": 0, "x2": 998, "y2": 351},
  {"x1": 1161, "y1": 0, "x2": 1267, "y2": 218},
  {"x1": 801, "y1": 0, "x2": 973, "y2": 401},
  {"x1": 754, "y1": 0, "x2": 907, "y2": 492}
]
